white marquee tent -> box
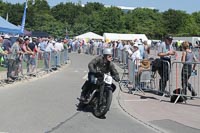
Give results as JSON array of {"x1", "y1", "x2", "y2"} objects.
[
  {"x1": 75, "y1": 32, "x2": 104, "y2": 40},
  {"x1": 103, "y1": 33, "x2": 148, "y2": 41}
]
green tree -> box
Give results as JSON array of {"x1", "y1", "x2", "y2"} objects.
[
  {"x1": 32, "y1": 0, "x2": 50, "y2": 13},
  {"x1": 98, "y1": 7, "x2": 125, "y2": 34},
  {"x1": 163, "y1": 9, "x2": 186, "y2": 35},
  {"x1": 83, "y1": 2, "x2": 104, "y2": 15},
  {"x1": 191, "y1": 11, "x2": 200, "y2": 35},
  {"x1": 51, "y1": 2, "x2": 82, "y2": 25},
  {"x1": 72, "y1": 23, "x2": 90, "y2": 36},
  {"x1": 125, "y1": 8, "x2": 164, "y2": 39},
  {"x1": 0, "y1": 0, "x2": 7, "y2": 17}
]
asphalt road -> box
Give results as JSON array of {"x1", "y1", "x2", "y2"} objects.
[{"x1": 0, "y1": 53, "x2": 157, "y2": 133}]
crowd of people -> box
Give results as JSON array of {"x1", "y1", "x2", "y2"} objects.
[
  {"x1": 75, "y1": 35, "x2": 199, "y2": 101},
  {"x1": 0, "y1": 34, "x2": 199, "y2": 100},
  {"x1": 0, "y1": 35, "x2": 69, "y2": 83}
]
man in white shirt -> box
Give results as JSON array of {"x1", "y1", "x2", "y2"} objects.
[
  {"x1": 55, "y1": 41, "x2": 64, "y2": 52},
  {"x1": 124, "y1": 41, "x2": 131, "y2": 52},
  {"x1": 117, "y1": 41, "x2": 124, "y2": 64},
  {"x1": 129, "y1": 43, "x2": 141, "y2": 93},
  {"x1": 131, "y1": 43, "x2": 141, "y2": 62},
  {"x1": 43, "y1": 39, "x2": 56, "y2": 71}
]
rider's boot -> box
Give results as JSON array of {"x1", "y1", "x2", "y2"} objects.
[{"x1": 80, "y1": 81, "x2": 90, "y2": 101}]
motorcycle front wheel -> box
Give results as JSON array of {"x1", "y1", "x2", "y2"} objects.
[{"x1": 93, "y1": 89, "x2": 113, "y2": 118}]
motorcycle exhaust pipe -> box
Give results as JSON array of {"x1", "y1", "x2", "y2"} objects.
[{"x1": 83, "y1": 90, "x2": 97, "y2": 104}]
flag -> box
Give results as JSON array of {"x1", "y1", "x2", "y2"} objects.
[
  {"x1": 20, "y1": 0, "x2": 28, "y2": 34},
  {"x1": 6, "y1": 12, "x2": 8, "y2": 21},
  {"x1": 65, "y1": 28, "x2": 69, "y2": 39}
]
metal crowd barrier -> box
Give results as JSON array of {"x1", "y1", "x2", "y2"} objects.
[
  {"x1": 0, "y1": 50, "x2": 68, "y2": 86},
  {"x1": 112, "y1": 48, "x2": 118, "y2": 60},
  {"x1": 158, "y1": 59, "x2": 171, "y2": 101},
  {"x1": 170, "y1": 61, "x2": 200, "y2": 104},
  {"x1": 192, "y1": 48, "x2": 200, "y2": 61},
  {"x1": 122, "y1": 49, "x2": 128, "y2": 65},
  {"x1": 119, "y1": 57, "x2": 172, "y2": 98},
  {"x1": 119, "y1": 58, "x2": 132, "y2": 93},
  {"x1": 79, "y1": 44, "x2": 200, "y2": 105},
  {"x1": 119, "y1": 58, "x2": 152, "y2": 94},
  {"x1": 118, "y1": 48, "x2": 123, "y2": 63}
]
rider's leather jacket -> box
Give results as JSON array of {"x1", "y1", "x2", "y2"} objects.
[{"x1": 88, "y1": 55, "x2": 120, "y2": 82}]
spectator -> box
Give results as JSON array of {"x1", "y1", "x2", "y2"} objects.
[
  {"x1": 0, "y1": 36, "x2": 8, "y2": 66},
  {"x1": 143, "y1": 40, "x2": 150, "y2": 59},
  {"x1": 157, "y1": 35, "x2": 176, "y2": 93},
  {"x1": 2, "y1": 34, "x2": 12, "y2": 53},
  {"x1": 45, "y1": 39, "x2": 56, "y2": 70},
  {"x1": 6, "y1": 38, "x2": 23, "y2": 82},
  {"x1": 28, "y1": 37, "x2": 38, "y2": 76},
  {"x1": 54, "y1": 40, "x2": 64, "y2": 68},
  {"x1": 117, "y1": 40, "x2": 124, "y2": 64},
  {"x1": 63, "y1": 39, "x2": 69, "y2": 63},
  {"x1": 177, "y1": 40, "x2": 182, "y2": 51},
  {"x1": 181, "y1": 41, "x2": 197, "y2": 98},
  {"x1": 123, "y1": 41, "x2": 131, "y2": 52},
  {"x1": 21, "y1": 37, "x2": 34, "y2": 74},
  {"x1": 129, "y1": 42, "x2": 141, "y2": 92},
  {"x1": 131, "y1": 43, "x2": 141, "y2": 62},
  {"x1": 137, "y1": 39, "x2": 145, "y2": 59},
  {"x1": 194, "y1": 38, "x2": 200, "y2": 48}
]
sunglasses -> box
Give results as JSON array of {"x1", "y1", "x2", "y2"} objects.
[{"x1": 107, "y1": 55, "x2": 112, "y2": 58}]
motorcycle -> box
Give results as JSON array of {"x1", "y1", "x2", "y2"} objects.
[{"x1": 78, "y1": 73, "x2": 115, "y2": 118}]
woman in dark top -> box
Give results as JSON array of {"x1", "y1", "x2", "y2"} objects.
[{"x1": 181, "y1": 41, "x2": 197, "y2": 97}]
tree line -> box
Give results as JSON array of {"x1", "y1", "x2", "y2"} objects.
[{"x1": 0, "y1": 0, "x2": 200, "y2": 39}]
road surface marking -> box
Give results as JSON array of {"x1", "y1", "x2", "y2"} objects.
[
  {"x1": 82, "y1": 74, "x2": 88, "y2": 79},
  {"x1": 124, "y1": 99, "x2": 148, "y2": 102}
]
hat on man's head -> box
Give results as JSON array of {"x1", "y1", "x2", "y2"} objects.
[
  {"x1": 133, "y1": 43, "x2": 139, "y2": 48},
  {"x1": 165, "y1": 35, "x2": 173, "y2": 40},
  {"x1": 24, "y1": 36, "x2": 30, "y2": 41},
  {"x1": 16, "y1": 37, "x2": 24, "y2": 43}
]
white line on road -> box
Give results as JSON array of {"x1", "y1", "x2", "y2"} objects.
[
  {"x1": 82, "y1": 74, "x2": 88, "y2": 79},
  {"x1": 124, "y1": 99, "x2": 148, "y2": 102}
]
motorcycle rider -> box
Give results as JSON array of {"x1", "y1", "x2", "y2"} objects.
[{"x1": 80, "y1": 48, "x2": 120, "y2": 101}]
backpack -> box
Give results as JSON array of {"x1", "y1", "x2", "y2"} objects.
[
  {"x1": 170, "y1": 88, "x2": 184, "y2": 103},
  {"x1": 151, "y1": 58, "x2": 162, "y2": 72}
]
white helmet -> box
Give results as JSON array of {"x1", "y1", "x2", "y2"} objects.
[{"x1": 103, "y1": 48, "x2": 112, "y2": 55}]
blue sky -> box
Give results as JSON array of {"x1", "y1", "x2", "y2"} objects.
[{"x1": 4, "y1": 0, "x2": 200, "y2": 14}]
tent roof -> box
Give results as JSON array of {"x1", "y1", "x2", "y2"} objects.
[
  {"x1": 103, "y1": 33, "x2": 148, "y2": 41},
  {"x1": 75, "y1": 32, "x2": 103, "y2": 40},
  {"x1": 0, "y1": 16, "x2": 21, "y2": 34}
]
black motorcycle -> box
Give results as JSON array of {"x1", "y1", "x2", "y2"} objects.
[{"x1": 78, "y1": 73, "x2": 116, "y2": 118}]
